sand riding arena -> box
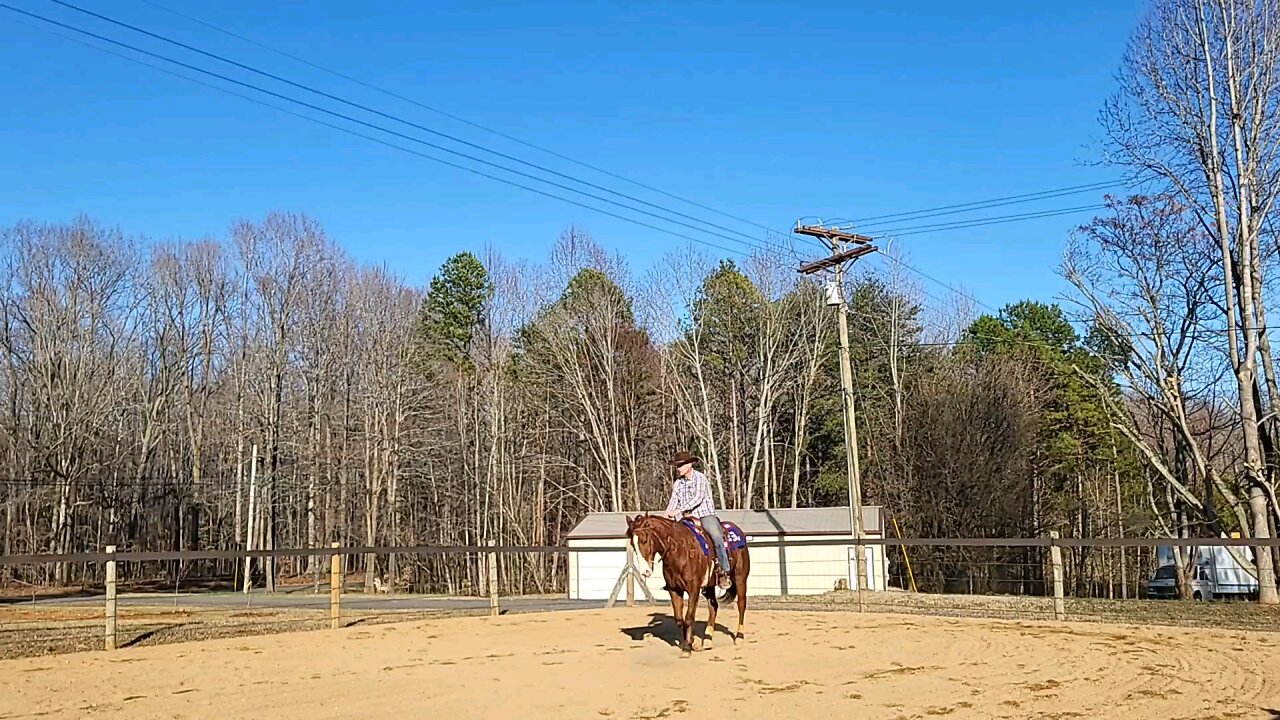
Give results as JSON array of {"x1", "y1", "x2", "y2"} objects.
[{"x1": 3, "y1": 605, "x2": 1279, "y2": 719}]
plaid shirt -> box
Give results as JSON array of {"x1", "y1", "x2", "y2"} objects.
[{"x1": 665, "y1": 469, "x2": 716, "y2": 518}]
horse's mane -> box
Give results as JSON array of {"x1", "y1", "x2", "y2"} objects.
[
  {"x1": 627, "y1": 514, "x2": 664, "y2": 531},
  {"x1": 626, "y1": 514, "x2": 683, "y2": 546}
]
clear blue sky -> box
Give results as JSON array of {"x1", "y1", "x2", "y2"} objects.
[{"x1": 0, "y1": 0, "x2": 1145, "y2": 316}]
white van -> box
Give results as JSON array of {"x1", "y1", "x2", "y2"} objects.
[{"x1": 1147, "y1": 545, "x2": 1260, "y2": 601}]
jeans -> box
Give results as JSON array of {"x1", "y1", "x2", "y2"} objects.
[{"x1": 699, "y1": 514, "x2": 732, "y2": 574}]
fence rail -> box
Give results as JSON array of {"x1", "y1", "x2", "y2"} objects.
[
  {"x1": 5, "y1": 535, "x2": 1279, "y2": 567},
  {"x1": 2, "y1": 535, "x2": 1277, "y2": 658},
  {"x1": 10, "y1": 532, "x2": 1280, "y2": 566}
]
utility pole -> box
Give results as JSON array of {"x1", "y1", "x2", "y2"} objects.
[{"x1": 796, "y1": 223, "x2": 876, "y2": 603}]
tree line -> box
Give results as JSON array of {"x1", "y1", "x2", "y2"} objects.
[
  {"x1": 0, "y1": 213, "x2": 1178, "y2": 598},
  {"x1": 3, "y1": 0, "x2": 1279, "y2": 604}
]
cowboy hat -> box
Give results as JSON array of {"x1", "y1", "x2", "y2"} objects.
[{"x1": 668, "y1": 451, "x2": 699, "y2": 468}]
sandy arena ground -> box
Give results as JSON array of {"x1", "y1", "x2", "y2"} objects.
[{"x1": 3, "y1": 607, "x2": 1278, "y2": 719}]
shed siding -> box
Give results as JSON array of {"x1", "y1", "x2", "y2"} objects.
[{"x1": 566, "y1": 537, "x2": 887, "y2": 600}]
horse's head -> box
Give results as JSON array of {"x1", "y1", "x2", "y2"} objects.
[{"x1": 625, "y1": 513, "x2": 664, "y2": 579}]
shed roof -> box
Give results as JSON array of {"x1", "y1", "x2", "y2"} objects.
[{"x1": 566, "y1": 506, "x2": 883, "y2": 540}]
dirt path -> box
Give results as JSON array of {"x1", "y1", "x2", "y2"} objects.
[{"x1": 2, "y1": 608, "x2": 1276, "y2": 719}]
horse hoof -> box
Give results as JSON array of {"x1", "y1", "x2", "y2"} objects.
[
  {"x1": 680, "y1": 649, "x2": 691, "y2": 659},
  {"x1": 692, "y1": 637, "x2": 704, "y2": 651}
]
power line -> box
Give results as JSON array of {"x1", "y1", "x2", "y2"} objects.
[
  {"x1": 13, "y1": 5, "x2": 1167, "y2": 366},
  {"x1": 870, "y1": 204, "x2": 1108, "y2": 239},
  {"x1": 13, "y1": 3, "x2": 1159, "y2": 343},
  {"x1": 789, "y1": 201, "x2": 1115, "y2": 294},
  {"x1": 872, "y1": 249, "x2": 998, "y2": 314},
  {"x1": 872, "y1": 248, "x2": 1248, "y2": 362},
  {"x1": 3, "y1": 4, "x2": 795, "y2": 261},
  {"x1": 11, "y1": 4, "x2": 1137, "y2": 266},
  {"x1": 903, "y1": 329, "x2": 1242, "y2": 350},
  {"x1": 43, "y1": 0, "x2": 787, "y2": 255},
  {"x1": 788, "y1": 195, "x2": 1123, "y2": 322},
  {"x1": 15, "y1": 18, "x2": 757, "y2": 260},
  {"x1": 132, "y1": 0, "x2": 780, "y2": 236},
  {"x1": 40, "y1": 2, "x2": 1134, "y2": 261},
  {"x1": 848, "y1": 181, "x2": 1127, "y2": 225},
  {"x1": 0, "y1": 7, "x2": 1242, "y2": 452},
  {"x1": 854, "y1": 183, "x2": 1127, "y2": 230}
]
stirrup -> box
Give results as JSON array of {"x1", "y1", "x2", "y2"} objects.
[{"x1": 715, "y1": 578, "x2": 733, "y2": 600}]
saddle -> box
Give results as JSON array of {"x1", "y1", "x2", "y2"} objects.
[{"x1": 679, "y1": 518, "x2": 748, "y2": 557}]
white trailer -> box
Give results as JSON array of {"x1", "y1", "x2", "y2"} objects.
[{"x1": 1148, "y1": 543, "x2": 1260, "y2": 601}]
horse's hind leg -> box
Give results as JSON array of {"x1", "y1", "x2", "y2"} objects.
[
  {"x1": 734, "y1": 571, "x2": 748, "y2": 642},
  {"x1": 699, "y1": 588, "x2": 719, "y2": 651}
]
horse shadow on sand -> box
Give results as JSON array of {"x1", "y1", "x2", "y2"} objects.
[{"x1": 621, "y1": 612, "x2": 732, "y2": 647}]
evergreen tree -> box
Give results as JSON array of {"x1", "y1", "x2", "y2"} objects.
[{"x1": 415, "y1": 252, "x2": 490, "y2": 371}]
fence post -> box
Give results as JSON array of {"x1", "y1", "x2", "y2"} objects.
[
  {"x1": 329, "y1": 542, "x2": 342, "y2": 630},
  {"x1": 855, "y1": 540, "x2": 867, "y2": 613},
  {"x1": 1049, "y1": 531, "x2": 1066, "y2": 621},
  {"x1": 487, "y1": 540, "x2": 500, "y2": 617},
  {"x1": 104, "y1": 545, "x2": 117, "y2": 651},
  {"x1": 625, "y1": 542, "x2": 636, "y2": 607}
]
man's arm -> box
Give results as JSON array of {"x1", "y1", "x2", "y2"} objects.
[{"x1": 663, "y1": 483, "x2": 681, "y2": 517}]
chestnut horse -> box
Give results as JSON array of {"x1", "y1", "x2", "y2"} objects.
[{"x1": 624, "y1": 514, "x2": 750, "y2": 658}]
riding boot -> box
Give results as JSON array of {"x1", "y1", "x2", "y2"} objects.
[
  {"x1": 713, "y1": 547, "x2": 732, "y2": 590},
  {"x1": 699, "y1": 515, "x2": 734, "y2": 592}
]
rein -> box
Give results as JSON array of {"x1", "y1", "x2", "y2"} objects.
[{"x1": 634, "y1": 517, "x2": 677, "y2": 570}]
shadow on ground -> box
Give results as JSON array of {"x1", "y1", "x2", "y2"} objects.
[
  {"x1": 121, "y1": 622, "x2": 197, "y2": 648},
  {"x1": 621, "y1": 612, "x2": 732, "y2": 646}
]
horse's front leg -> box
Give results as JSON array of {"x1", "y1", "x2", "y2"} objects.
[
  {"x1": 698, "y1": 588, "x2": 719, "y2": 651},
  {"x1": 680, "y1": 590, "x2": 700, "y2": 658},
  {"x1": 668, "y1": 590, "x2": 685, "y2": 647}
]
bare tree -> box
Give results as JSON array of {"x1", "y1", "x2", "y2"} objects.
[
  {"x1": 1, "y1": 219, "x2": 137, "y2": 580},
  {"x1": 1066, "y1": 193, "x2": 1259, "y2": 595},
  {"x1": 521, "y1": 231, "x2": 653, "y2": 513},
  {"x1": 234, "y1": 212, "x2": 330, "y2": 590},
  {"x1": 1103, "y1": 0, "x2": 1280, "y2": 601},
  {"x1": 787, "y1": 281, "x2": 833, "y2": 508},
  {"x1": 649, "y1": 245, "x2": 728, "y2": 507},
  {"x1": 740, "y1": 254, "x2": 813, "y2": 509}
]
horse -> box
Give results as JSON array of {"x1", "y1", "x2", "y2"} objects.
[{"x1": 624, "y1": 513, "x2": 750, "y2": 658}]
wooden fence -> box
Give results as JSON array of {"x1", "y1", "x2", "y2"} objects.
[{"x1": 3, "y1": 535, "x2": 1278, "y2": 652}]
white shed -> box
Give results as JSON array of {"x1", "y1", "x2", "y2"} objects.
[{"x1": 565, "y1": 506, "x2": 887, "y2": 601}]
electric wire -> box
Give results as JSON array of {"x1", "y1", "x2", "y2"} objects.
[
  {"x1": 130, "y1": 0, "x2": 781, "y2": 236},
  {"x1": 44, "y1": 0, "x2": 788, "y2": 254},
  {"x1": 2, "y1": 3, "x2": 789, "y2": 260}
]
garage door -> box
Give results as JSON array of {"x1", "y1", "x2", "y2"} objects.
[{"x1": 575, "y1": 549, "x2": 627, "y2": 600}]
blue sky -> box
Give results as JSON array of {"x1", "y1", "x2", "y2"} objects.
[{"x1": 0, "y1": 0, "x2": 1144, "y2": 317}]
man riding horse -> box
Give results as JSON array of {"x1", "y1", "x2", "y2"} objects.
[
  {"x1": 627, "y1": 451, "x2": 750, "y2": 656},
  {"x1": 662, "y1": 451, "x2": 732, "y2": 594}
]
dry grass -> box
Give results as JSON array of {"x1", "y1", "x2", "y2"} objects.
[
  {"x1": 757, "y1": 588, "x2": 1280, "y2": 632},
  {"x1": 0, "y1": 604, "x2": 482, "y2": 659}
]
